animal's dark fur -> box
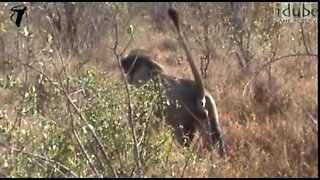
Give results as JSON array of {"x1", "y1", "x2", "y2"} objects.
[{"x1": 119, "y1": 8, "x2": 225, "y2": 157}]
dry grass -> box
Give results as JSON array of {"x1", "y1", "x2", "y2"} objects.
[{"x1": 117, "y1": 16, "x2": 318, "y2": 177}]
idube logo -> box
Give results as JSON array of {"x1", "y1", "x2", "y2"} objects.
[{"x1": 274, "y1": 2, "x2": 318, "y2": 23}]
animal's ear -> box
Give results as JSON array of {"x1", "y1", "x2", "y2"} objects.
[{"x1": 150, "y1": 69, "x2": 160, "y2": 77}]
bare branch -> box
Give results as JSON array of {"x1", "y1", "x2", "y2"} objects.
[
  {"x1": 180, "y1": 137, "x2": 201, "y2": 178},
  {"x1": 300, "y1": 23, "x2": 310, "y2": 55},
  {"x1": 67, "y1": 109, "x2": 100, "y2": 177},
  {"x1": 307, "y1": 113, "x2": 318, "y2": 132},
  {"x1": 110, "y1": 6, "x2": 142, "y2": 177},
  {"x1": 255, "y1": 53, "x2": 317, "y2": 77},
  {"x1": 242, "y1": 52, "x2": 318, "y2": 103},
  {"x1": 15, "y1": 58, "x2": 118, "y2": 178},
  {"x1": 0, "y1": 141, "x2": 78, "y2": 178}
]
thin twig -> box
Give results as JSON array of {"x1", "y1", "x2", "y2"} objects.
[
  {"x1": 43, "y1": 17, "x2": 101, "y2": 175},
  {"x1": 307, "y1": 113, "x2": 318, "y2": 132},
  {"x1": 119, "y1": 35, "x2": 133, "y2": 57},
  {"x1": 0, "y1": 141, "x2": 78, "y2": 178},
  {"x1": 31, "y1": 10, "x2": 119, "y2": 176},
  {"x1": 15, "y1": 59, "x2": 118, "y2": 177},
  {"x1": 163, "y1": 135, "x2": 175, "y2": 176},
  {"x1": 300, "y1": 23, "x2": 310, "y2": 55},
  {"x1": 110, "y1": 7, "x2": 142, "y2": 177},
  {"x1": 242, "y1": 52, "x2": 318, "y2": 103},
  {"x1": 36, "y1": 15, "x2": 107, "y2": 177},
  {"x1": 255, "y1": 53, "x2": 317, "y2": 77},
  {"x1": 180, "y1": 137, "x2": 201, "y2": 178},
  {"x1": 61, "y1": 86, "x2": 119, "y2": 178},
  {"x1": 68, "y1": 107, "x2": 100, "y2": 177},
  {"x1": 110, "y1": 130, "x2": 125, "y2": 173}
]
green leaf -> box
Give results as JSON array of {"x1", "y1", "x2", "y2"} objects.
[
  {"x1": 48, "y1": 33, "x2": 53, "y2": 43},
  {"x1": 127, "y1": 24, "x2": 134, "y2": 35},
  {"x1": 68, "y1": 144, "x2": 75, "y2": 153},
  {"x1": 0, "y1": 23, "x2": 6, "y2": 32},
  {"x1": 67, "y1": 156, "x2": 74, "y2": 166}
]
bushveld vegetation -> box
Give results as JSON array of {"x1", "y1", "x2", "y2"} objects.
[{"x1": 0, "y1": 2, "x2": 318, "y2": 178}]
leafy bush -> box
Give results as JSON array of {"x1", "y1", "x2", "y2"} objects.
[{"x1": 0, "y1": 65, "x2": 183, "y2": 177}]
